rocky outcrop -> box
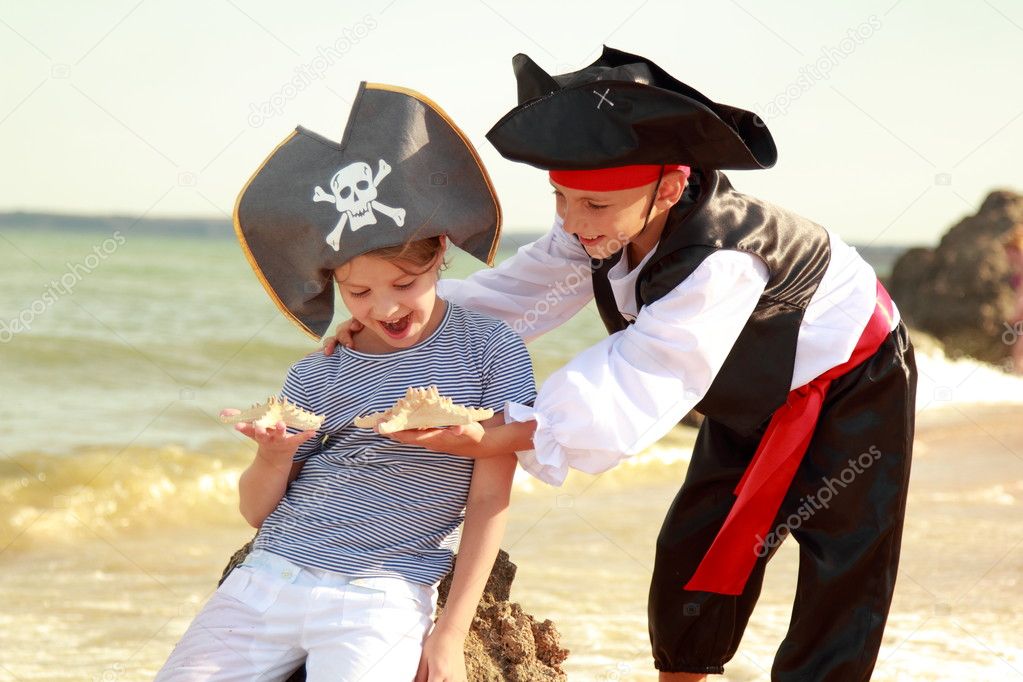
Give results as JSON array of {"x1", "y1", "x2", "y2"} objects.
[
  {"x1": 217, "y1": 540, "x2": 568, "y2": 681},
  {"x1": 436, "y1": 550, "x2": 568, "y2": 681},
  {"x1": 888, "y1": 190, "x2": 1023, "y2": 365}
]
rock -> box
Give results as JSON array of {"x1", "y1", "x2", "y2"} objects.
[
  {"x1": 437, "y1": 550, "x2": 568, "y2": 681},
  {"x1": 888, "y1": 189, "x2": 1023, "y2": 365},
  {"x1": 217, "y1": 539, "x2": 568, "y2": 681},
  {"x1": 680, "y1": 410, "x2": 704, "y2": 429}
]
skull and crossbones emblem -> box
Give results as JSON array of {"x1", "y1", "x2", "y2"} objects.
[{"x1": 313, "y1": 159, "x2": 406, "y2": 251}]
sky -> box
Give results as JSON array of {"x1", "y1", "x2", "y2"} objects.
[{"x1": 1, "y1": 0, "x2": 1021, "y2": 245}]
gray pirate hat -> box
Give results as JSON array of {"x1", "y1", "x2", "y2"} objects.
[
  {"x1": 233, "y1": 82, "x2": 501, "y2": 340},
  {"x1": 486, "y1": 46, "x2": 777, "y2": 171}
]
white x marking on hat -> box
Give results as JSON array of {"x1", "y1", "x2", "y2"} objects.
[{"x1": 593, "y1": 88, "x2": 614, "y2": 110}]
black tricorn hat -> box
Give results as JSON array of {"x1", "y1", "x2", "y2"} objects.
[
  {"x1": 486, "y1": 46, "x2": 777, "y2": 171},
  {"x1": 234, "y1": 83, "x2": 501, "y2": 340}
]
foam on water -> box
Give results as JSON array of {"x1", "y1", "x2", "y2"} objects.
[
  {"x1": 0, "y1": 443, "x2": 251, "y2": 551},
  {"x1": 914, "y1": 345, "x2": 1023, "y2": 410}
]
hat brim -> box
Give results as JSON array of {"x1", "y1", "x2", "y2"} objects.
[
  {"x1": 234, "y1": 83, "x2": 502, "y2": 340},
  {"x1": 487, "y1": 80, "x2": 776, "y2": 172},
  {"x1": 489, "y1": 46, "x2": 777, "y2": 172}
]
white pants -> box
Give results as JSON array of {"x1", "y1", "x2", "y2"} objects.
[{"x1": 155, "y1": 549, "x2": 437, "y2": 682}]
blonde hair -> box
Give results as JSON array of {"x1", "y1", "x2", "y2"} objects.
[
  {"x1": 365, "y1": 236, "x2": 446, "y2": 273},
  {"x1": 334, "y1": 236, "x2": 446, "y2": 283}
]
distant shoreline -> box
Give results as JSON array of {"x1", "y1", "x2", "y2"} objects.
[
  {"x1": 0, "y1": 211, "x2": 916, "y2": 277},
  {"x1": 0, "y1": 210, "x2": 553, "y2": 244}
]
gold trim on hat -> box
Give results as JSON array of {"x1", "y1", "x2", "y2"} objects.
[
  {"x1": 366, "y1": 82, "x2": 503, "y2": 267},
  {"x1": 232, "y1": 129, "x2": 321, "y2": 341},
  {"x1": 233, "y1": 83, "x2": 502, "y2": 341}
]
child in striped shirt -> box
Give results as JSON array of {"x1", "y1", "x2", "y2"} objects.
[
  {"x1": 157, "y1": 236, "x2": 534, "y2": 682},
  {"x1": 155, "y1": 84, "x2": 534, "y2": 681}
]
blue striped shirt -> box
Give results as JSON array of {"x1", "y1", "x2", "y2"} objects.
[{"x1": 252, "y1": 302, "x2": 536, "y2": 585}]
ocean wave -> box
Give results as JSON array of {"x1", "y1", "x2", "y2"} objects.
[
  {"x1": 0, "y1": 330, "x2": 308, "y2": 371},
  {"x1": 0, "y1": 433, "x2": 699, "y2": 550},
  {"x1": 0, "y1": 443, "x2": 251, "y2": 552},
  {"x1": 2, "y1": 344, "x2": 1019, "y2": 550}
]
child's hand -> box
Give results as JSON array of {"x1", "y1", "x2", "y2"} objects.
[
  {"x1": 382, "y1": 422, "x2": 486, "y2": 458},
  {"x1": 322, "y1": 317, "x2": 364, "y2": 355},
  {"x1": 220, "y1": 409, "x2": 317, "y2": 461},
  {"x1": 415, "y1": 626, "x2": 467, "y2": 682}
]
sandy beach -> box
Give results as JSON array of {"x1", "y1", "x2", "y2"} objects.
[{"x1": 2, "y1": 402, "x2": 1021, "y2": 681}]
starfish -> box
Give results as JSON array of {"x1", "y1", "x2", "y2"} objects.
[
  {"x1": 354, "y1": 386, "x2": 493, "y2": 434},
  {"x1": 220, "y1": 396, "x2": 325, "y2": 430}
]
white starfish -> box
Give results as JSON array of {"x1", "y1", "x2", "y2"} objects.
[
  {"x1": 221, "y1": 396, "x2": 325, "y2": 430},
  {"x1": 354, "y1": 386, "x2": 493, "y2": 434}
]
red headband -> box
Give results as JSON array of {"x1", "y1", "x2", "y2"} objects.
[{"x1": 549, "y1": 164, "x2": 690, "y2": 191}]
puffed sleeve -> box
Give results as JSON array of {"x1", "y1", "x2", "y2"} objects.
[
  {"x1": 437, "y1": 215, "x2": 594, "y2": 342},
  {"x1": 506, "y1": 250, "x2": 769, "y2": 485}
]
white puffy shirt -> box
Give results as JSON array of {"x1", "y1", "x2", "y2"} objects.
[{"x1": 437, "y1": 216, "x2": 899, "y2": 485}]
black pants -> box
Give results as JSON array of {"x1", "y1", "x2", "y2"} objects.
[{"x1": 649, "y1": 322, "x2": 917, "y2": 680}]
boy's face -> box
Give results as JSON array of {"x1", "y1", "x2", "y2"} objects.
[
  {"x1": 551, "y1": 180, "x2": 660, "y2": 260},
  {"x1": 334, "y1": 253, "x2": 442, "y2": 350}
]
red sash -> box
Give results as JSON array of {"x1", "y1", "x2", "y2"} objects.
[{"x1": 684, "y1": 280, "x2": 896, "y2": 595}]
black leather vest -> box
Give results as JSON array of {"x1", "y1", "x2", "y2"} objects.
[{"x1": 591, "y1": 170, "x2": 832, "y2": 435}]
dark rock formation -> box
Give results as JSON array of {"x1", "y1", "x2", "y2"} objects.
[
  {"x1": 217, "y1": 539, "x2": 568, "y2": 681},
  {"x1": 888, "y1": 190, "x2": 1023, "y2": 365}
]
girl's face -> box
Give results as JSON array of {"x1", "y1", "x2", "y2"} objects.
[
  {"x1": 551, "y1": 180, "x2": 659, "y2": 260},
  {"x1": 334, "y1": 251, "x2": 443, "y2": 350}
]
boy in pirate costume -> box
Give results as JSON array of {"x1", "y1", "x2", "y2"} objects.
[{"x1": 330, "y1": 47, "x2": 918, "y2": 681}]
